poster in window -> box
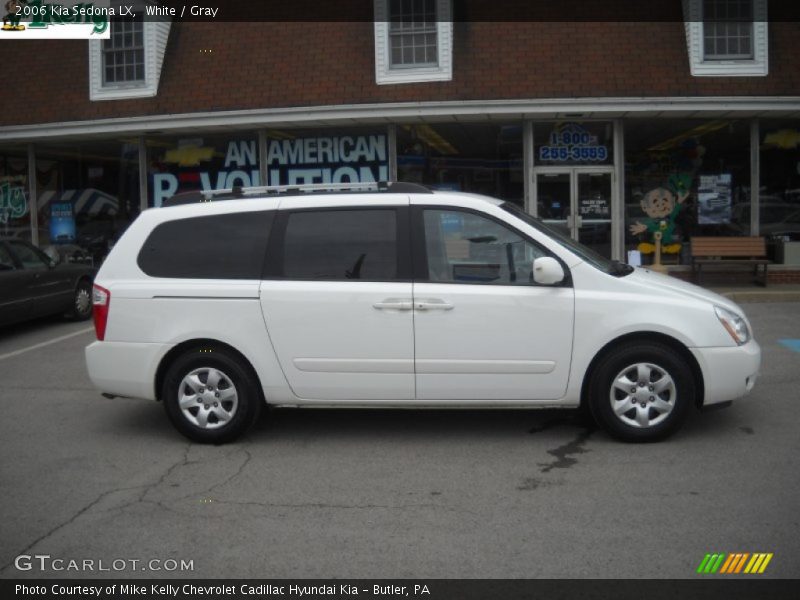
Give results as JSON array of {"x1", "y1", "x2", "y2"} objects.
[
  {"x1": 697, "y1": 174, "x2": 732, "y2": 225},
  {"x1": 578, "y1": 194, "x2": 610, "y2": 219}
]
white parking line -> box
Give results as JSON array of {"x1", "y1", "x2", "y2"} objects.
[{"x1": 0, "y1": 327, "x2": 95, "y2": 361}]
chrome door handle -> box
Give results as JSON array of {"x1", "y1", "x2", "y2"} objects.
[
  {"x1": 415, "y1": 299, "x2": 454, "y2": 311},
  {"x1": 373, "y1": 298, "x2": 413, "y2": 311}
]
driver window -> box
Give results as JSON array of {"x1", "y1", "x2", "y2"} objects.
[
  {"x1": 422, "y1": 210, "x2": 546, "y2": 285},
  {"x1": 8, "y1": 241, "x2": 48, "y2": 270},
  {"x1": 0, "y1": 245, "x2": 15, "y2": 270}
]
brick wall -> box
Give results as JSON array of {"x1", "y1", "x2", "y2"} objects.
[{"x1": 7, "y1": 18, "x2": 800, "y2": 128}]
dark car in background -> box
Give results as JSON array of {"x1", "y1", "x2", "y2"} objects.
[{"x1": 0, "y1": 239, "x2": 95, "y2": 327}]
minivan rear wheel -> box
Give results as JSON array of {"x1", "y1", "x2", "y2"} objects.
[
  {"x1": 588, "y1": 342, "x2": 694, "y2": 442},
  {"x1": 162, "y1": 347, "x2": 262, "y2": 444}
]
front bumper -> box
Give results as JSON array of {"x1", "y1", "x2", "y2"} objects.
[
  {"x1": 690, "y1": 340, "x2": 761, "y2": 406},
  {"x1": 85, "y1": 341, "x2": 173, "y2": 401}
]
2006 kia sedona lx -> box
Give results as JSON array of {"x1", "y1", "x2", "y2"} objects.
[{"x1": 85, "y1": 183, "x2": 760, "y2": 443}]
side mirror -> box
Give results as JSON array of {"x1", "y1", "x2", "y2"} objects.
[
  {"x1": 533, "y1": 257, "x2": 565, "y2": 285},
  {"x1": 44, "y1": 246, "x2": 61, "y2": 267}
]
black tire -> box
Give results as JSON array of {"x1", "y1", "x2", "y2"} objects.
[
  {"x1": 588, "y1": 342, "x2": 694, "y2": 442},
  {"x1": 67, "y1": 279, "x2": 93, "y2": 321},
  {"x1": 162, "y1": 346, "x2": 262, "y2": 444}
]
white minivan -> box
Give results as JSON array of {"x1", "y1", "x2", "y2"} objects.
[{"x1": 85, "y1": 183, "x2": 760, "y2": 443}]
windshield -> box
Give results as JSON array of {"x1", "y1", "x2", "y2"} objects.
[{"x1": 500, "y1": 202, "x2": 632, "y2": 276}]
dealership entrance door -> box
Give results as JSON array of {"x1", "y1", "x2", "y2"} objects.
[{"x1": 533, "y1": 167, "x2": 614, "y2": 258}]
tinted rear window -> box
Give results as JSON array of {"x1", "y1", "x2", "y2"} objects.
[
  {"x1": 137, "y1": 211, "x2": 274, "y2": 279},
  {"x1": 282, "y1": 209, "x2": 398, "y2": 280}
]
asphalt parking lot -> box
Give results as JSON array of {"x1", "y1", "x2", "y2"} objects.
[{"x1": 1, "y1": 302, "x2": 799, "y2": 580}]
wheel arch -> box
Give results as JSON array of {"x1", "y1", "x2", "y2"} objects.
[
  {"x1": 579, "y1": 331, "x2": 705, "y2": 410},
  {"x1": 154, "y1": 338, "x2": 266, "y2": 406}
]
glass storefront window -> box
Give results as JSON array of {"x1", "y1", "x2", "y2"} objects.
[
  {"x1": 148, "y1": 127, "x2": 389, "y2": 206},
  {"x1": 396, "y1": 123, "x2": 523, "y2": 204},
  {"x1": 624, "y1": 119, "x2": 751, "y2": 264},
  {"x1": 35, "y1": 140, "x2": 140, "y2": 265},
  {"x1": 264, "y1": 127, "x2": 388, "y2": 188},
  {"x1": 759, "y1": 120, "x2": 800, "y2": 245},
  {"x1": 148, "y1": 133, "x2": 259, "y2": 207},
  {"x1": 0, "y1": 146, "x2": 29, "y2": 242}
]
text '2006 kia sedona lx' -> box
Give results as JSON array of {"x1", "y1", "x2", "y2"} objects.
[{"x1": 85, "y1": 182, "x2": 760, "y2": 444}]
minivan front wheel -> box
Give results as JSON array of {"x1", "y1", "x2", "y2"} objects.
[
  {"x1": 162, "y1": 348, "x2": 261, "y2": 444},
  {"x1": 588, "y1": 343, "x2": 694, "y2": 442}
]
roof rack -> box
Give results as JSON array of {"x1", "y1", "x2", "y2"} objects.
[{"x1": 162, "y1": 181, "x2": 432, "y2": 207}]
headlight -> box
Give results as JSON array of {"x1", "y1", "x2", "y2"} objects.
[{"x1": 715, "y1": 305, "x2": 750, "y2": 345}]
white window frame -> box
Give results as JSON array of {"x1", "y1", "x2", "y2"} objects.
[
  {"x1": 101, "y1": 20, "x2": 147, "y2": 87},
  {"x1": 89, "y1": 19, "x2": 170, "y2": 101},
  {"x1": 684, "y1": 0, "x2": 768, "y2": 76},
  {"x1": 374, "y1": 0, "x2": 453, "y2": 85}
]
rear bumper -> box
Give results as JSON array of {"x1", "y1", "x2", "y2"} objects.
[
  {"x1": 85, "y1": 341, "x2": 172, "y2": 401},
  {"x1": 691, "y1": 340, "x2": 761, "y2": 406}
]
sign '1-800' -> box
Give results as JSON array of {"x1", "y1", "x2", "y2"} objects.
[{"x1": 539, "y1": 123, "x2": 609, "y2": 162}]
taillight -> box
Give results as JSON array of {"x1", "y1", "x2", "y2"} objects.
[{"x1": 92, "y1": 284, "x2": 110, "y2": 341}]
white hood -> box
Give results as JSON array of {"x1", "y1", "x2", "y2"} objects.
[{"x1": 624, "y1": 267, "x2": 744, "y2": 315}]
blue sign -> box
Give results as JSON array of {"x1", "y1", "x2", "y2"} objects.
[
  {"x1": 50, "y1": 202, "x2": 76, "y2": 243},
  {"x1": 539, "y1": 123, "x2": 609, "y2": 163}
]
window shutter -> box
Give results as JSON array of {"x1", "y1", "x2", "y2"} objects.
[
  {"x1": 147, "y1": 20, "x2": 172, "y2": 96},
  {"x1": 373, "y1": 0, "x2": 389, "y2": 83},
  {"x1": 87, "y1": 41, "x2": 103, "y2": 100}
]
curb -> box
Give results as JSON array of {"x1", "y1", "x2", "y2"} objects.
[{"x1": 721, "y1": 290, "x2": 800, "y2": 303}]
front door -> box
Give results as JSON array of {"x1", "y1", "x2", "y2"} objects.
[
  {"x1": 411, "y1": 204, "x2": 575, "y2": 402},
  {"x1": 534, "y1": 169, "x2": 614, "y2": 258}
]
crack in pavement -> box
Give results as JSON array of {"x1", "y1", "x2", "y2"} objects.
[
  {"x1": 207, "y1": 499, "x2": 479, "y2": 516},
  {"x1": 174, "y1": 446, "x2": 253, "y2": 502},
  {"x1": 110, "y1": 443, "x2": 195, "y2": 514},
  {"x1": 516, "y1": 477, "x2": 562, "y2": 491},
  {"x1": 0, "y1": 484, "x2": 146, "y2": 575},
  {"x1": 98, "y1": 444, "x2": 255, "y2": 517},
  {"x1": 0, "y1": 443, "x2": 195, "y2": 574}
]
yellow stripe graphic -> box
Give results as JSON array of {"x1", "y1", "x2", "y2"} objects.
[
  {"x1": 757, "y1": 553, "x2": 773, "y2": 574},
  {"x1": 751, "y1": 554, "x2": 767, "y2": 573},
  {"x1": 744, "y1": 554, "x2": 760, "y2": 573}
]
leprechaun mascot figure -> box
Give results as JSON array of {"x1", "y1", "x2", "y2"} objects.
[{"x1": 629, "y1": 173, "x2": 692, "y2": 256}]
